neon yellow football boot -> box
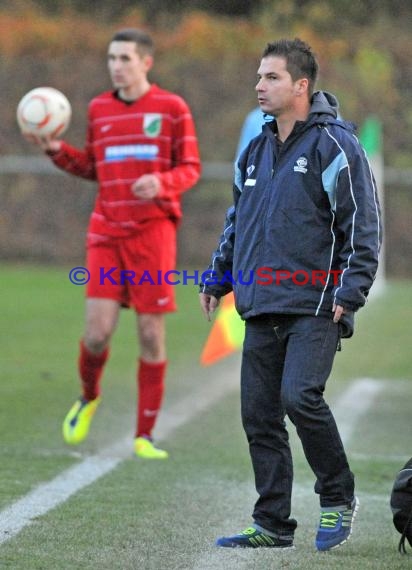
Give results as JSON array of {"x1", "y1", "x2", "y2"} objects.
[
  {"x1": 134, "y1": 436, "x2": 169, "y2": 459},
  {"x1": 62, "y1": 397, "x2": 101, "y2": 445}
]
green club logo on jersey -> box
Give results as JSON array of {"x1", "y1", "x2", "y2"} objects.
[{"x1": 143, "y1": 114, "x2": 162, "y2": 137}]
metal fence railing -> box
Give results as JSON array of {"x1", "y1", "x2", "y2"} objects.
[{"x1": 1, "y1": 155, "x2": 411, "y2": 185}]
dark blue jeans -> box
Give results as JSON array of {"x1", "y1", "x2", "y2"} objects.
[{"x1": 241, "y1": 314, "x2": 355, "y2": 538}]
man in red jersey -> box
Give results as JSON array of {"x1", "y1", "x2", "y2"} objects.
[{"x1": 27, "y1": 28, "x2": 201, "y2": 459}]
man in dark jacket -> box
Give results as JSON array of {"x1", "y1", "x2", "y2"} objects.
[{"x1": 199, "y1": 38, "x2": 381, "y2": 551}]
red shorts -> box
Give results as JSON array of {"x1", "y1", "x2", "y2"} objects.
[{"x1": 86, "y1": 219, "x2": 177, "y2": 313}]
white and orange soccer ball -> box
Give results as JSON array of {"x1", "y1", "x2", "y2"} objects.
[{"x1": 16, "y1": 87, "x2": 72, "y2": 137}]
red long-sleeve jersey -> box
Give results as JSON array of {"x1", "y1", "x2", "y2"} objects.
[{"x1": 50, "y1": 84, "x2": 201, "y2": 244}]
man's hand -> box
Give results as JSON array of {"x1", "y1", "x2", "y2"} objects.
[
  {"x1": 332, "y1": 303, "x2": 346, "y2": 323},
  {"x1": 131, "y1": 174, "x2": 161, "y2": 199},
  {"x1": 23, "y1": 133, "x2": 62, "y2": 153},
  {"x1": 199, "y1": 292, "x2": 220, "y2": 321}
]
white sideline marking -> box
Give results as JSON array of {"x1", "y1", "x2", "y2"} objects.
[
  {"x1": 332, "y1": 377, "x2": 384, "y2": 445},
  {"x1": 192, "y1": 377, "x2": 385, "y2": 570},
  {"x1": 0, "y1": 452, "x2": 127, "y2": 544},
  {"x1": 0, "y1": 376, "x2": 384, "y2": 546},
  {"x1": 0, "y1": 360, "x2": 241, "y2": 545}
]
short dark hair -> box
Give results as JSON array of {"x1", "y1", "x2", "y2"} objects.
[
  {"x1": 262, "y1": 38, "x2": 318, "y2": 95},
  {"x1": 111, "y1": 28, "x2": 154, "y2": 56}
]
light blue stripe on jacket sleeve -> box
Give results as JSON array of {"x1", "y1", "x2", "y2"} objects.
[
  {"x1": 234, "y1": 160, "x2": 244, "y2": 192},
  {"x1": 322, "y1": 151, "x2": 349, "y2": 210}
]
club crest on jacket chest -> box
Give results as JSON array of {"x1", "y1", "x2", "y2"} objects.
[{"x1": 294, "y1": 155, "x2": 308, "y2": 174}]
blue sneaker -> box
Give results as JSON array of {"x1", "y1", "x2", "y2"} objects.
[
  {"x1": 216, "y1": 526, "x2": 294, "y2": 548},
  {"x1": 315, "y1": 496, "x2": 359, "y2": 551}
]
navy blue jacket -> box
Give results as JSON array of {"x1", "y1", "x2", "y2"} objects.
[{"x1": 201, "y1": 92, "x2": 382, "y2": 337}]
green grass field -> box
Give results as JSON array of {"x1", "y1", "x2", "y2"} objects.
[{"x1": 1, "y1": 265, "x2": 412, "y2": 569}]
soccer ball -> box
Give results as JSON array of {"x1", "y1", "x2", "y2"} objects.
[{"x1": 16, "y1": 87, "x2": 72, "y2": 137}]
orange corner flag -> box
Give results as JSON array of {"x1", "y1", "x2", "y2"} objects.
[{"x1": 200, "y1": 292, "x2": 244, "y2": 366}]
